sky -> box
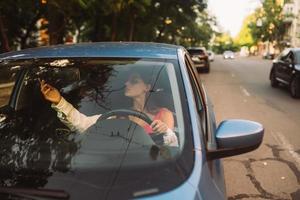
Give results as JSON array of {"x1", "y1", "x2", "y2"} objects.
[{"x1": 207, "y1": 0, "x2": 261, "y2": 37}]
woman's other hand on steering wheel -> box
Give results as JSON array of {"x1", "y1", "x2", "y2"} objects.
[
  {"x1": 40, "y1": 79, "x2": 61, "y2": 104},
  {"x1": 151, "y1": 120, "x2": 168, "y2": 133}
]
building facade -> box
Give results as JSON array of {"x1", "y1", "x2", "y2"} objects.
[{"x1": 283, "y1": 0, "x2": 300, "y2": 47}]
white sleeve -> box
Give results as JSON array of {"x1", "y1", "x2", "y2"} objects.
[
  {"x1": 163, "y1": 128, "x2": 179, "y2": 147},
  {"x1": 51, "y1": 97, "x2": 100, "y2": 133}
]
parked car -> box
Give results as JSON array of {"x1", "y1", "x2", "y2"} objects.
[
  {"x1": 223, "y1": 50, "x2": 235, "y2": 59},
  {"x1": 187, "y1": 47, "x2": 210, "y2": 73},
  {"x1": 270, "y1": 48, "x2": 300, "y2": 98},
  {"x1": 207, "y1": 50, "x2": 215, "y2": 62},
  {"x1": 0, "y1": 42, "x2": 264, "y2": 200}
]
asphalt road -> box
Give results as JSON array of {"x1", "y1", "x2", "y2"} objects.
[{"x1": 199, "y1": 55, "x2": 300, "y2": 200}]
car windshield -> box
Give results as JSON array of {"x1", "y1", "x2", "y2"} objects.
[{"x1": 0, "y1": 58, "x2": 194, "y2": 199}]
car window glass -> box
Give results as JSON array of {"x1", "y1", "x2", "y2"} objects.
[
  {"x1": 288, "y1": 53, "x2": 294, "y2": 63},
  {"x1": 295, "y1": 51, "x2": 300, "y2": 64},
  {"x1": 184, "y1": 56, "x2": 202, "y2": 110},
  {"x1": 0, "y1": 65, "x2": 20, "y2": 108},
  {"x1": 5, "y1": 58, "x2": 188, "y2": 167},
  {"x1": 279, "y1": 49, "x2": 290, "y2": 61},
  {"x1": 184, "y1": 55, "x2": 207, "y2": 139},
  {"x1": 16, "y1": 67, "x2": 81, "y2": 111},
  {"x1": 0, "y1": 58, "x2": 198, "y2": 197},
  {"x1": 282, "y1": 52, "x2": 293, "y2": 63}
]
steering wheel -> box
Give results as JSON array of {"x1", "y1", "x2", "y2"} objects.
[
  {"x1": 98, "y1": 109, "x2": 151, "y2": 124},
  {"x1": 98, "y1": 109, "x2": 164, "y2": 145}
]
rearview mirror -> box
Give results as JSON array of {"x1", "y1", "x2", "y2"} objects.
[{"x1": 207, "y1": 119, "x2": 264, "y2": 160}]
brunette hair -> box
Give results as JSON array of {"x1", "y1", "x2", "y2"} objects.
[{"x1": 128, "y1": 66, "x2": 166, "y2": 115}]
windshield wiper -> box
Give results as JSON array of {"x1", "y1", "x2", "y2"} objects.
[{"x1": 0, "y1": 187, "x2": 69, "y2": 199}]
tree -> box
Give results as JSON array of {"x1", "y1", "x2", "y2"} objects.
[
  {"x1": 131, "y1": 0, "x2": 211, "y2": 46},
  {"x1": 234, "y1": 14, "x2": 255, "y2": 47},
  {"x1": 0, "y1": 0, "x2": 212, "y2": 51},
  {"x1": 0, "y1": 0, "x2": 45, "y2": 52},
  {"x1": 212, "y1": 32, "x2": 239, "y2": 54},
  {"x1": 248, "y1": 0, "x2": 286, "y2": 50}
]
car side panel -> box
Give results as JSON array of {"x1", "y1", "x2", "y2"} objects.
[
  {"x1": 179, "y1": 49, "x2": 226, "y2": 199},
  {"x1": 206, "y1": 97, "x2": 226, "y2": 196},
  {"x1": 283, "y1": 53, "x2": 294, "y2": 83},
  {"x1": 276, "y1": 60, "x2": 289, "y2": 83},
  {"x1": 199, "y1": 156, "x2": 226, "y2": 200},
  {"x1": 286, "y1": 52, "x2": 296, "y2": 83}
]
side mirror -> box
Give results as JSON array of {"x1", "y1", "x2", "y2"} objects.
[{"x1": 207, "y1": 119, "x2": 264, "y2": 160}]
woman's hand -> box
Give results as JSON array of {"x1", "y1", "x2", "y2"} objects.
[
  {"x1": 40, "y1": 79, "x2": 61, "y2": 104},
  {"x1": 151, "y1": 120, "x2": 168, "y2": 133}
]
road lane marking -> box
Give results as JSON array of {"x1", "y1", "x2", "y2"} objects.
[
  {"x1": 272, "y1": 131, "x2": 300, "y2": 167},
  {"x1": 240, "y1": 86, "x2": 251, "y2": 97}
]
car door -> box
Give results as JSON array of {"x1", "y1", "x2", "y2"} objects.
[
  {"x1": 276, "y1": 50, "x2": 292, "y2": 83},
  {"x1": 285, "y1": 51, "x2": 296, "y2": 83},
  {"x1": 184, "y1": 53, "x2": 226, "y2": 199}
]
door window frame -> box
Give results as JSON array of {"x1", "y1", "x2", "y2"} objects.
[{"x1": 183, "y1": 52, "x2": 209, "y2": 143}]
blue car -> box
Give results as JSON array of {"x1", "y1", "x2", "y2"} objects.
[{"x1": 0, "y1": 42, "x2": 264, "y2": 200}]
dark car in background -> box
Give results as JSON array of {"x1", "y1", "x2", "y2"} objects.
[
  {"x1": 270, "y1": 48, "x2": 300, "y2": 98},
  {"x1": 187, "y1": 47, "x2": 210, "y2": 73},
  {"x1": 0, "y1": 42, "x2": 263, "y2": 200}
]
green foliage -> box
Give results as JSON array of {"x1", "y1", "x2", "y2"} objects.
[
  {"x1": 0, "y1": 0, "x2": 45, "y2": 50},
  {"x1": 234, "y1": 14, "x2": 255, "y2": 47},
  {"x1": 211, "y1": 32, "x2": 239, "y2": 54},
  {"x1": 0, "y1": 0, "x2": 212, "y2": 52},
  {"x1": 248, "y1": 0, "x2": 286, "y2": 48}
]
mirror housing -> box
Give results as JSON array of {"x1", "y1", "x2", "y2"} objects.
[{"x1": 207, "y1": 119, "x2": 264, "y2": 160}]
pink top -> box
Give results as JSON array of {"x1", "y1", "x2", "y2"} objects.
[{"x1": 143, "y1": 108, "x2": 167, "y2": 134}]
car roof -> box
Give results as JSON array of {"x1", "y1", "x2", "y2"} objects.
[{"x1": 0, "y1": 42, "x2": 182, "y2": 60}]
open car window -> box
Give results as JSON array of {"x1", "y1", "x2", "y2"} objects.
[{"x1": 294, "y1": 51, "x2": 300, "y2": 64}]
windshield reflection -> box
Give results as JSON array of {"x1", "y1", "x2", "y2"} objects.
[{"x1": 0, "y1": 59, "x2": 183, "y2": 190}]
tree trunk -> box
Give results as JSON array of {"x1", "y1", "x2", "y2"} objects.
[
  {"x1": 128, "y1": 13, "x2": 136, "y2": 41},
  {"x1": 111, "y1": 12, "x2": 117, "y2": 41},
  {"x1": 48, "y1": 4, "x2": 65, "y2": 45},
  {"x1": 0, "y1": 16, "x2": 10, "y2": 52}
]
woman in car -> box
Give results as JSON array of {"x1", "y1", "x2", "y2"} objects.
[{"x1": 40, "y1": 70, "x2": 178, "y2": 147}]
